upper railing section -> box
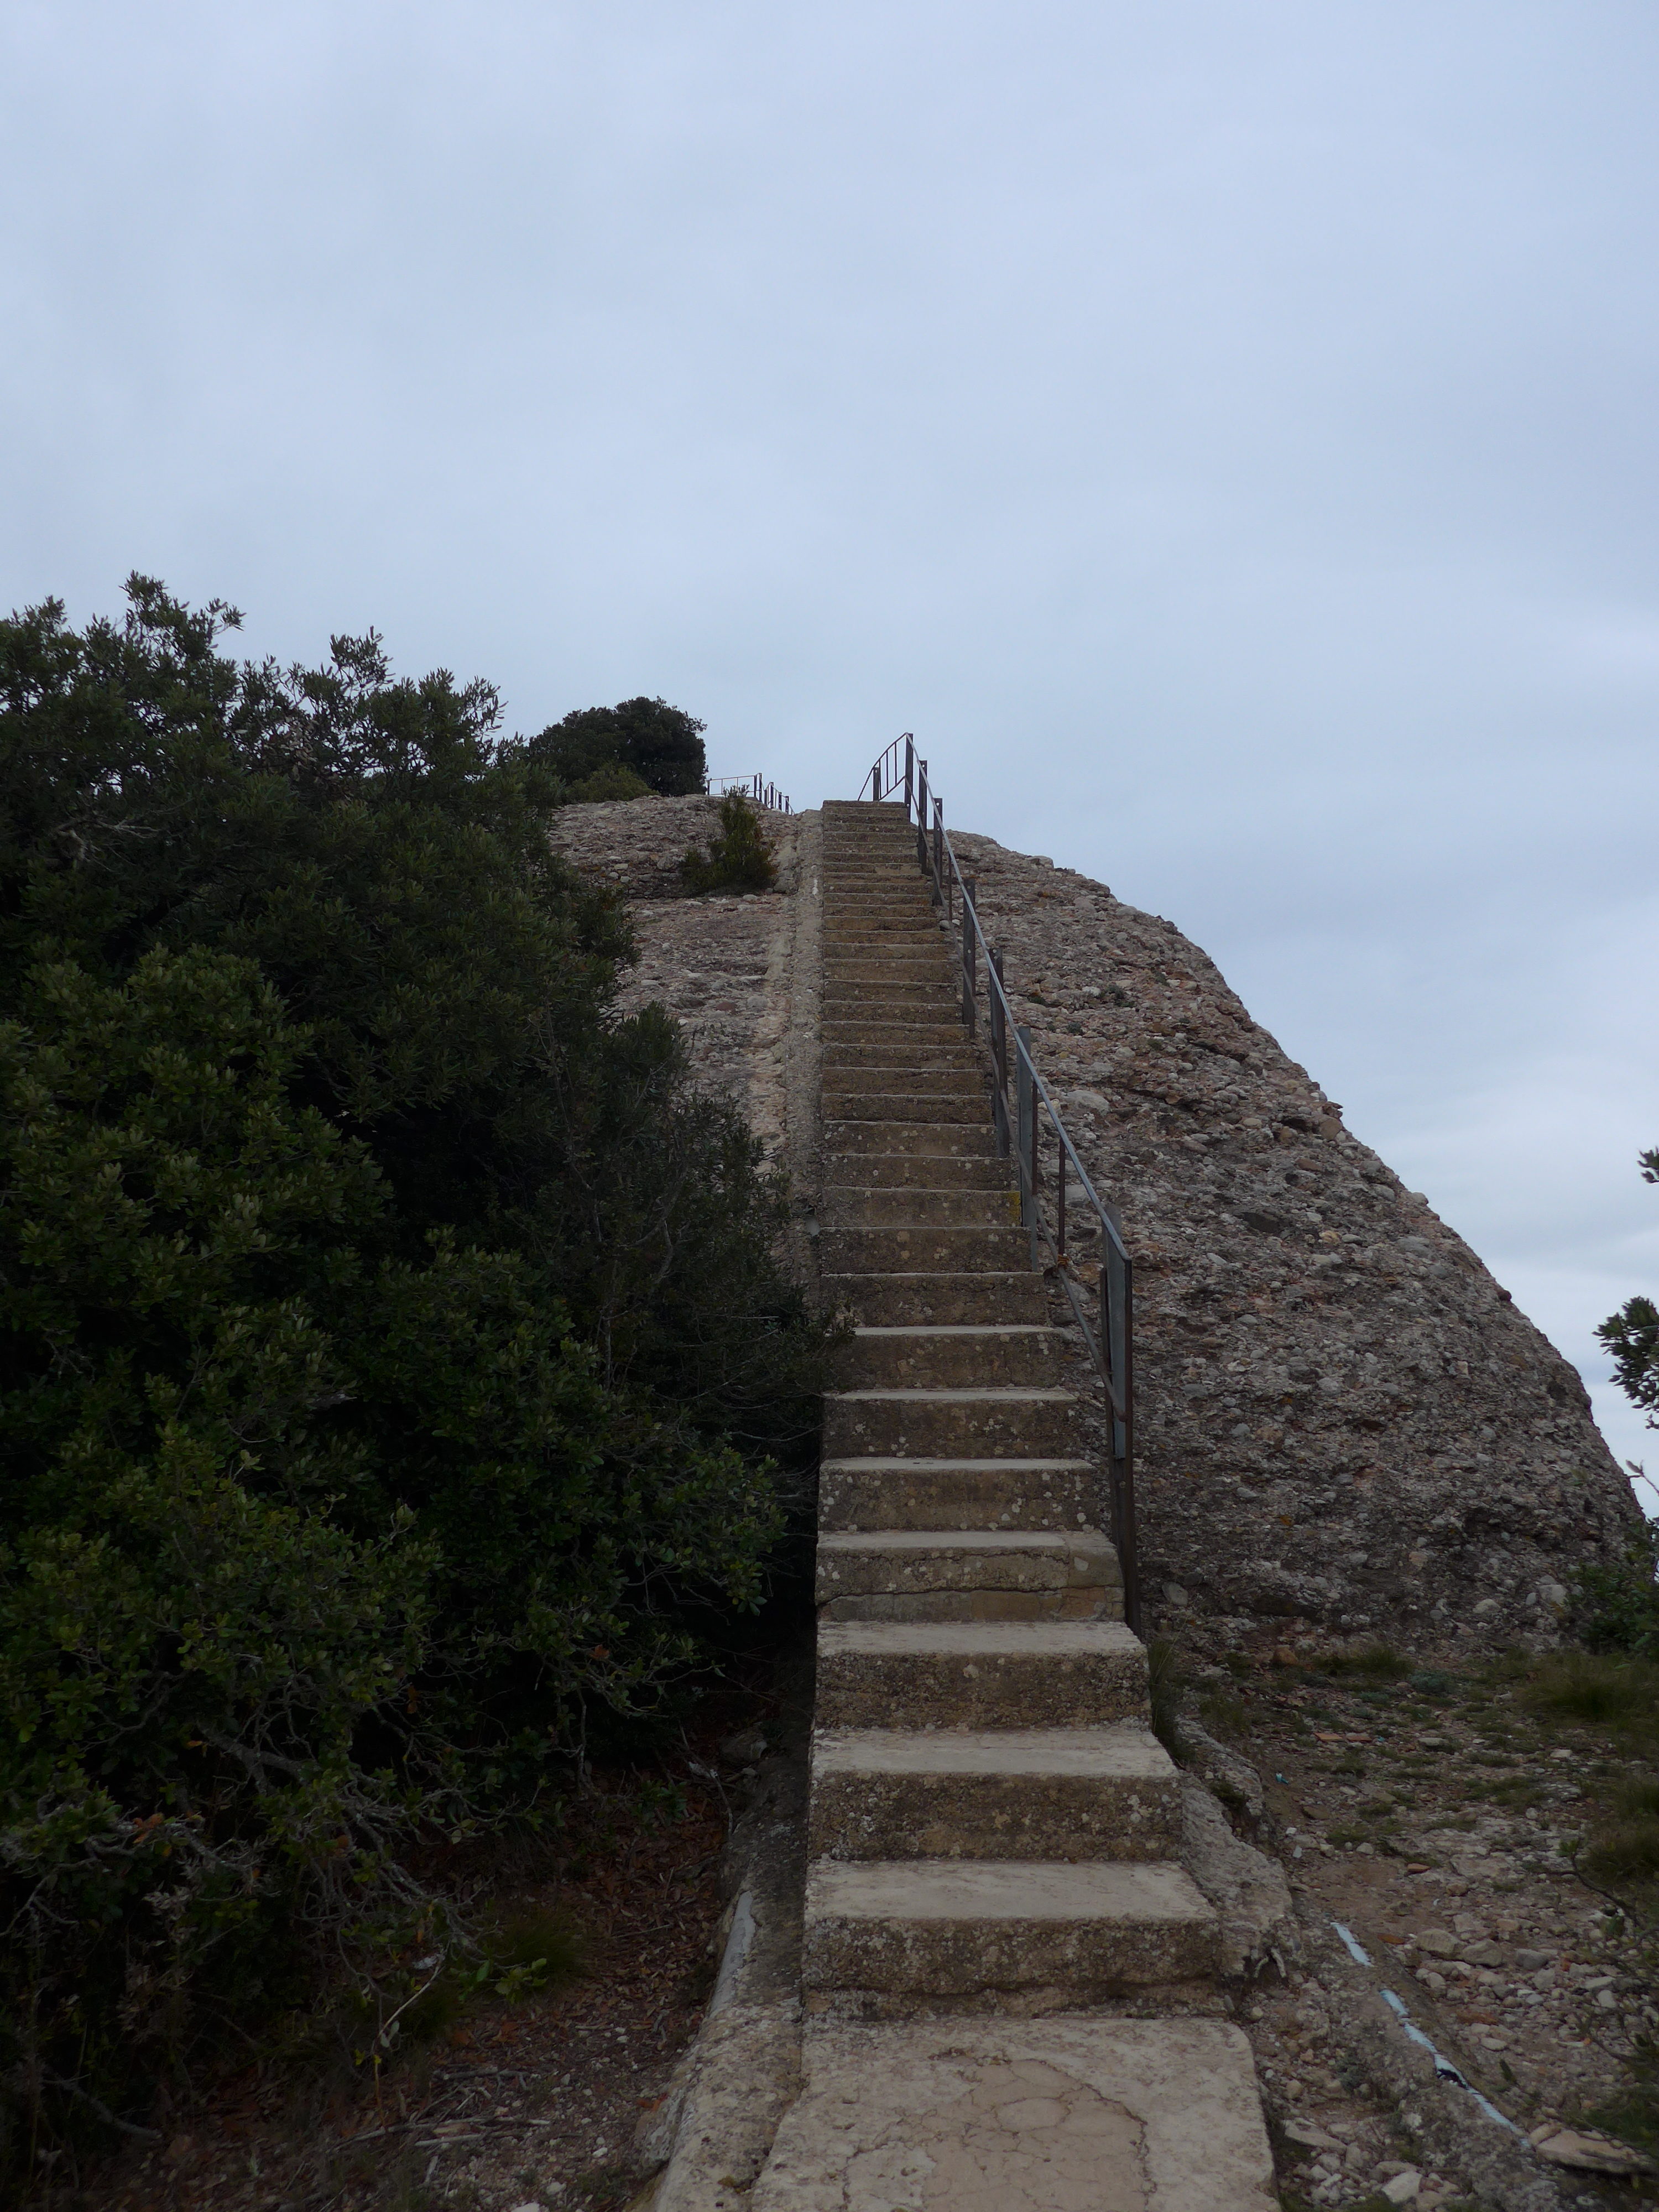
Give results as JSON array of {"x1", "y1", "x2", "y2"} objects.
[
  {"x1": 708, "y1": 773, "x2": 792, "y2": 812},
  {"x1": 857, "y1": 732, "x2": 1141, "y2": 1635}
]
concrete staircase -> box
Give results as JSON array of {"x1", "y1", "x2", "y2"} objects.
[{"x1": 802, "y1": 800, "x2": 1220, "y2": 2018}]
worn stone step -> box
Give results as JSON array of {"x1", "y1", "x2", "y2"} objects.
[
  {"x1": 823, "y1": 1152, "x2": 1009, "y2": 1190},
  {"x1": 801, "y1": 1858, "x2": 1219, "y2": 2000},
  {"x1": 838, "y1": 1323, "x2": 1060, "y2": 1386},
  {"x1": 820, "y1": 1224, "x2": 1029, "y2": 1277},
  {"x1": 820, "y1": 1455, "x2": 1095, "y2": 1532},
  {"x1": 750, "y1": 2016, "x2": 1277, "y2": 2212},
  {"x1": 825, "y1": 1386, "x2": 1082, "y2": 1460},
  {"x1": 808, "y1": 1723, "x2": 1175, "y2": 1861},
  {"x1": 815, "y1": 1619, "x2": 1145, "y2": 1730},
  {"x1": 822, "y1": 982, "x2": 959, "y2": 1010},
  {"x1": 824, "y1": 960, "x2": 956, "y2": 988},
  {"x1": 826, "y1": 1119, "x2": 999, "y2": 1160},
  {"x1": 822, "y1": 1023, "x2": 968, "y2": 1053},
  {"x1": 825, "y1": 1103, "x2": 992, "y2": 1139},
  {"x1": 823, "y1": 1067, "x2": 984, "y2": 1104},
  {"x1": 816, "y1": 1530, "x2": 1120, "y2": 1623},
  {"x1": 822, "y1": 1187, "x2": 1018, "y2": 1230},
  {"x1": 822, "y1": 1273, "x2": 1048, "y2": 1326},
  {"x1": 822, "y1": 1042, "x2": 978, "y2": 1073}
]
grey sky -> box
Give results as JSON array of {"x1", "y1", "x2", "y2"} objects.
[{"x1": 6, "y1": 2, "x2": 1657, "y2": 1478}]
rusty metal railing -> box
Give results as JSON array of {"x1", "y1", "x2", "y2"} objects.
[
  {"x1": 708, "y1": 773, "x2": 792, "y2": 811},
  {"x1": 858, "y1": 732, "x2": 1141, "y2": 1635}
]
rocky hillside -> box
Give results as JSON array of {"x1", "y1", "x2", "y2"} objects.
[
  {"x1": 550, "y1": 794, "x2": 1641, "y2": 1650},
  {"x1": 948, "y1": 826, "x2": 1640, "y2": 1649}
]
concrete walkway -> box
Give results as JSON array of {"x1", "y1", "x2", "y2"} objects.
[{"x1": 749, "y1": 801, "x2": 1275, "y2": 2209}]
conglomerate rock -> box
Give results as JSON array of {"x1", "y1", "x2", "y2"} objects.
[
  {"x1": 547, "y1": 795, "x2": 1640, "y2": 1648},
  {"x1": 946, "y1": 826, "x2": 1640, "y2": 1647}
]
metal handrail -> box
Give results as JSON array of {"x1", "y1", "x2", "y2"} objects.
[
  {"x1": 707, "y1": 773, "x2": 792, "y2": 812},
  {"x1": 857, "y1": 732, "x2": 1141, "y2": 1635}
]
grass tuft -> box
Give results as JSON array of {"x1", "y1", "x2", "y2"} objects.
[
  {"x1": 1525, "y1": 1651, "x2": 1659, "y2": 1729},
  {"x1": 1322, "y1": 1641, "x2": 1415, "y2": 1681}
]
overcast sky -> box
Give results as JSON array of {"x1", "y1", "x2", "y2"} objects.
[{"x1": 5, "y1": 1, "x2": 1657, "y2": 1486}]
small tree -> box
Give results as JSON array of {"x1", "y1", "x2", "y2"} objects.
[
  {"x1": 681, "y1": 791, "x2": 778, "y2": 894},
  {"x1": 1599, "y1": 1147, "x2": 1659, "y2": 1425},
  {"x1": 528, "y1": 697, "x2": 707, "y2": 796}
]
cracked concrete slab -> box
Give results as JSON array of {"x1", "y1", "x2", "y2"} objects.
[{"x1": 750, "y1": 2015, "x2": 1276, "y2": 2210}]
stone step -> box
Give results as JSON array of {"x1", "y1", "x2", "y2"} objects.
[
  {"x1": 822, "y1": 1273, "x2": 1048, "y2": 1326},
  {"x1": 822, "y1": 1187, "x2": 1018, "y2": 1230},
  {"x1": 808, "y1": 1724, "x2": 1176, "y2": 1861},
  {"x1": 822, "y1": 982, "x2": 959, "y2": 1011},
  {"x1": 801, "y1": 1859, "x2": 1220, "y2": 2000},
  {"x1": 825, "y1": 1386, "x2": 1082, "y2": 1461},
  {"x1": 823, "y1": 1044, "x2": 982, "y2": 1071},
  {"x1": 824, "y1": 961, "x2": 956, "y2": 988},
  {"x1": 823, "y1": 1152, "x2": 1009, "y2": 1190},
  {"x1": 839, "y1": 1323, "x2": 1061, "y2": 1387},
  {"x1": 816, "y1": 1529, "x2": 1120, "y2": 1623},
  {"x1": 820, "y1": 1455, "x2": 1095, "y2": 1533},
  {"x1": 750, "y1": 2017, "x2": 1277, "y2": 2212},
  {"x1": 823, "y1": 1066, "x2": 984, "y2": 1102},
  {"x1": 823, "y1": 1098, "x2": 991, "y2": 1133},
  {"x1": 820, "y1": 1223, "x2": 1029, "y2": 1273},
  {"x1": 826, "y1": 1119, "x2": 999, "y2": 1160},
  {"x1": 815, "y1": 1619, "x2": 1145, "y2": 1730},
  {"x1": 822, "y1": 1020, "x2": 968, "y2": 1048}
]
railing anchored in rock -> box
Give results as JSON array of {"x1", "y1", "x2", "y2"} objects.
[
  {"x1": 859, "y1": 731, "x2": 1141, "y2": 1634},
  {"x1": 707, "y1": 773, "x2": 792, "y2": 812}
]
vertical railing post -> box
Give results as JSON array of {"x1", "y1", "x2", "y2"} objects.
[
  {"x1": 961, "y1": 877, "x2": 977, "y2": 1036},
  {"x1": 1056, "y1": 1128, "x2": 1066, "y2": 1260},
  {"x1": 932, "y1": 797, "x2": 944, "y2": 907},
  {"x1": 915, "y1": 764, "x2": 929, "y2": 875},
  {"x1": 904, "y1": 733, "x2": 914, "y2": 821},
  {"x1": 989, "y1": 951, "x2": 1009, "y2": 1156},
  {"x1": 1015, "y1": 1026, "x2": 1035, "y2": 1259}
]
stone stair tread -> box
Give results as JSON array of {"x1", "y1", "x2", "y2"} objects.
[
  {"x1": 828, "y1": 1384, "x2": 1077, "y2": 1407},
  {"x1": 804, "y1": 1856, "x2": 1215, "y2": 1926},
  {"x1": 813, "y1": 1723, "x2": 1171, "y2": 1779},
  {"x1": 819, "y1": 1618, "x2": 1140, "y2": 1661},
  {"x1": 749, "y1": 2017, "x2": 1276, "y2": 2212},
  {"x1": 818, "y1": 1528, "x2": 1112, "y2": 1560},
  {"x1": 822, "y1": 1454, "x2": 1092, "y2": 1473}
]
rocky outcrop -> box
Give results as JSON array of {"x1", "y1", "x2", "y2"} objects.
[
  {"x1": 549, "y1": 794, "x2": 1640, "y2": 1648},
  {"x1": 946, "y1": 827, "x2": 1641, "y2": 1646}
]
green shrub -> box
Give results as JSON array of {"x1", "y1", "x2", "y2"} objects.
[
  {"x1": 1574, "y1": 1524, "x2": 1659, "y2": 1657},
  {"x1": 526, "y1": 696, "x2": 706, "y2": 795},
  {"x1": 566, "y1": 762, "x2": 653, "y2": 804},
  {"x1": 0, "y1": 580, "x2": 827, "y2": 2161},
  {"x1": 681, "y1": 792, "x2": 779, "y2": 894},
  {"x1": 1525, "y1": 1651, "x2": 1659, "y2": 1728},
  {"x1": 1323, "y1": 1641, "x2": 1413, "y2": 1680}
]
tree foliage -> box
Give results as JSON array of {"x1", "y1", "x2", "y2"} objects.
[
  {"x1": 681, "y1": 792, "x2": 779, "y2": 894},
  {"x1": 0, "y1": 581, "x2": 822, "y2": 2156},
  {"x1": 526, "y1": 695, "x2": 707, "y2": 797},
  {"x1": 1599, "y1": 1148, "x2": 1659, "y2": 1428}
]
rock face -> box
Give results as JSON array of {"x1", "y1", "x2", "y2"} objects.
[
  {"x1": 547, "y1": 795, "x2": 1641, "y2": 1646},
  {"x1": 945, "y1": 826, "x2": 1641, "y2": 1645}
]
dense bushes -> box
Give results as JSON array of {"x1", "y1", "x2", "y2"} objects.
[
  {"x1": 526, "y1": 695, "x2": 707, "y2": 796},
  {"x1": 0, "y1": 581, "x2": 822, "y2": 2156}
]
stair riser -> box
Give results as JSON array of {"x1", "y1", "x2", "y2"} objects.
[
  {"x1": 836, "y1": 1328, "x2": 1060, "y2": 1386},
  {"x1": 820, "y1": 1590, "x2": 1117, "y2": 1623},
  {"x1": 822, "y1": 1046, "x2": 980, "y2": 1073},
  {"x1": 823, "y1": 1154, "x2": 1008, "y2": 1190},
  {"x1": 822, "y1": 1188, "x2": 1018, "y2": 1229},
  {"x1": 815, "y1": 1642, "x2": 1144, "y2": 1730},
  {"x1": 820, "y1": 1225, "x2": 1028, "y2": 1272},
  {"x1": 800, "y1": 1909, "x2": 1220, "y2": 2000},
  {"x1": 819, "y1": 1462, "x2": 1094, "y2": 1532},
  {"x1": 825, "y1": 1120, "x2": 999, "y2": 1159},
  {"x1": 824, "y1": 1069, "x2": 984, "y2": 1101},
  {"x1": 816, "y1": 1533, "x2": 1117, "y2": 1606},
  {"x1": 825, "y1": 963, "x2": 956, "y2": 988},
  {"x1": 822, "y1": 987, "x2": 960, "y2": 1014},
  {"x1": 825, "y1": 1394, "x2": 1082, "y2": 1460},
  {"x1": 824, "y1": 1099, "x2": 990, "y2": 1130},
  {"x1": 822, "y1": 1274, "x2": 1049, "y2": 1326},
  {"x1": 808, "y1": 1770, "x2": 1179, "y2": 1863}
]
